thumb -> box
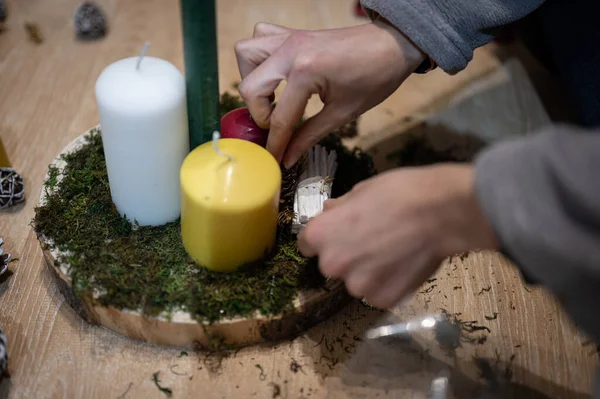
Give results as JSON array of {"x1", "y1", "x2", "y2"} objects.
[
  {"x1": 323, "y1": 195, "x2": 350, "y2": 211},
  {"x1": 283, "y1": 105, "x2": 349, "y2": 168},
  {"x1": 323, "y1": 198, "x2": 340, "y2": 211},
  {"x1": 323, "y1": 181, "x2": 366, "y2": 211}
]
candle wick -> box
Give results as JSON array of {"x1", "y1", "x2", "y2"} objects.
[
  {"x1": 136, "y1": 42, "x2": 151, "y2": 71},
  {"x1": 212, "y1": 131, "x2": 234, "y2": 162}
]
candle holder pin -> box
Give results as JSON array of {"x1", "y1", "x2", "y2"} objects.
[{"x1": 291, "y1": 145, "x2": 337, "y2": 234}]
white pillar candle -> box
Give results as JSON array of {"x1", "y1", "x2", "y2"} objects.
[{"x1": 95, "y1": 45, "x2": 189, "y2": 226}]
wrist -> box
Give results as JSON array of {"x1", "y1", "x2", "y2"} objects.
[
  {"x1": 372, "y1": 17, "x2": 425, "y2": 73},
  {"x1": 435, "y1": 165, "x2": 499, "y2": 259}
]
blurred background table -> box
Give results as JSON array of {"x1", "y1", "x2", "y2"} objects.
[{"x1": 0, "y1": 0, "x2": 597, "y2": 398}]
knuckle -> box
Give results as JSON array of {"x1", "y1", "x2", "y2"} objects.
[
  {"x1": 236, "y1": 81, "x2": 251, "y2": 99},
  {"x1": 233, "y1": 39, "x2": 249, "y2": 57},
  {"x1": 283, "y1": 33, "x2": 316, "y2": 74},
  {"x1": 302, "y1": 221, "x2": 322, "y2": 248},
  {"x1": 253, "y1": 22, "x2": 269, "y2": 36},
  {"x1": 365, "y1": 292, "x2": 397, "y2": 310},
  {"x1": 292, "y1": 53, "x2": 317, "y2": 75},
  {"x1": 319, "y1": 254, "x2": 344, "y2": 279},
  {"x1": 344, "y1": 274, "x2": 369, "y2": 299},
  {"x1": 253, "y1": 105, "x2": 273, "y2": 128}
]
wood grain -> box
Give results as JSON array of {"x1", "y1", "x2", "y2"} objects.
[{"x1": 0, "y1": 0, "x2": 597, "y2": 398}]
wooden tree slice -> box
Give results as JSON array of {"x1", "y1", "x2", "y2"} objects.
[{"x1": 36, "y1": 129, "x2": 351, "y2": 349}]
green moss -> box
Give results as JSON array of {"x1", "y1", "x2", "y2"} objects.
[
  {"x1": 33, "y1": 93, "x2": 374, "y2": 324},
  {"x1": 45, "y1": 164, "x2": 59, "y2": 189}
]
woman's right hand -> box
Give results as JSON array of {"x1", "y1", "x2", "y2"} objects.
[{"x1": 234, "y1": 19, "x2": 425, "y2": 168}]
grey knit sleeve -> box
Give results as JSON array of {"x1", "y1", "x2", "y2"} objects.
[
  {"x1": 474, "y1": 125, "x2": 600, "y2": 341},
  {"x1": 360, "y1": 0, "x2": 545, "y2": 73}
]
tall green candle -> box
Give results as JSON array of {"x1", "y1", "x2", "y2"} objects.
[{"x1": 180, "y1": 0, "x2": 220, "y2": 150}]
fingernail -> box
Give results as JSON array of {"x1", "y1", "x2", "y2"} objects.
[{"x1": 283, "y1": 156, "x2": 295, "y2": 169}]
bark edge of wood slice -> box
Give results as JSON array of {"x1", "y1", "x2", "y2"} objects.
[{"x1": 35, "y1": 128, "x2": 352, "y2": 350}]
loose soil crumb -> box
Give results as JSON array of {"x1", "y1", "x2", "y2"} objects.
[{"x1": 435, "y1": 309, "x2": 491, "y2": 353}]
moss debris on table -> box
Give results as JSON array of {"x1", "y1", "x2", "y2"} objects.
[{"x1": 33, "y1": 93, "x2": 375, "y2": 324}]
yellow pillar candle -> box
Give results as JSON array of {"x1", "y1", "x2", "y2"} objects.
[
  {"x1": 0, "y1": 137, "x2": 10, "y2": 168},
  {"x1": 180, "y1": 133, "x2": 281, "y2": 272}
]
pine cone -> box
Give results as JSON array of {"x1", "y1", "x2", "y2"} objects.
[
  {"x1": 0, "y1": 237, "x2": 10, "y2": 276},
  {"x1": 74, "y1": 1, "x2": 107, "y2": 40},
  {"x1": 0, "y1": 168, "x2": 24, "y2": 209},
  {"x1": 0, "y1": 326, "x2": 7, "y2": 379}
]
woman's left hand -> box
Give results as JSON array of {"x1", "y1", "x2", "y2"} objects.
[{"x1": 297, "y1": 164, "x2": 499, "y2": 308}]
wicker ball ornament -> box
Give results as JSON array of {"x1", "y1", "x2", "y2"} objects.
[
  {"x1": 74, "y1": 1, "x2": 107, "y2": 40},
  {"x1": 0, "y1": 168, "x2": 24, "y2": 210}
]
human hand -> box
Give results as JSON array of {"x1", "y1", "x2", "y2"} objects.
[
  {"x1": 234, "y1": 20, "x2": 424, "y2": 168},
  {"x1": 297, "y1": 165, "x2": 499, "y2": 309}
]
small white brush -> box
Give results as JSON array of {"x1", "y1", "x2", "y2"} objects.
[{"x1": 291, "y1": 145, "x2": 338, "y2": 234}]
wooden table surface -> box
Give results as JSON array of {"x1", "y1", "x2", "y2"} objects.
[{"x1": 0, "y1": 1, "x2": 597, "y2": 398}]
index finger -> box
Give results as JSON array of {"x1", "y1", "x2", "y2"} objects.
[
  {"x1": 266, "y1": 78, "x2": 312, "y2": 163},
  {"x1": 235, "y1": 33, "x2": 290, "y2": 80},
  {"x1": 237, "y1": 48, "x2": 293, "y2": 129}
]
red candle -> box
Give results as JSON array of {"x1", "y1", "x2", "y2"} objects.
[
  {"x1": 220, "y1": 107, "x2": 269, "y2": 148},
  {"x1": 354, "y1": 1, "x2": 367, "y2": 17}
]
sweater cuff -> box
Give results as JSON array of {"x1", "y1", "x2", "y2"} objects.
[
  {"x1": 360, "y1": 0, "x2": 470, "y2": 73},
  {"x1": 363, "y1": 6, "x2": 437, "y2": 74}
]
